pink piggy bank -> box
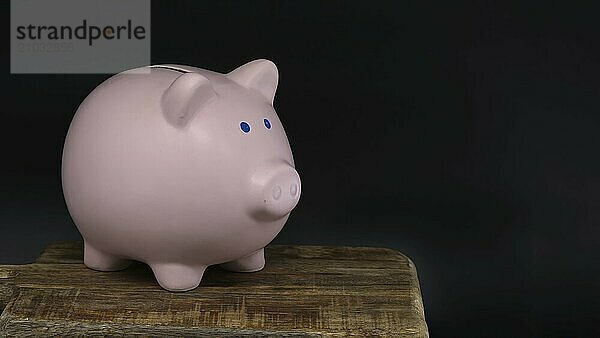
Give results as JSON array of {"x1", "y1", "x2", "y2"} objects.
[{"x1": 62, "y1": 60, "x2": 301, "y2": 291}]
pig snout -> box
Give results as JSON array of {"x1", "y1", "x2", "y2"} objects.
[{"x1": 247, "y1": 161, "x2": 301, "y2": 221}]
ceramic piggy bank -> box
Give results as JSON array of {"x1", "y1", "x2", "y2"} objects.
[{"x1": 62, "y1": 60, "x2": 301, "y2": 291}]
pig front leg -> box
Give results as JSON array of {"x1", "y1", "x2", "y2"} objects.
[
  {"x1": 84, "y1": 241, "x2": 132, "y2": 271},
  {"x1": 220, "y1": 248, "x2": 265, "y2": 272},
  {"x1": 150, "y1": 263, "x2": 207, "y2": 292}
]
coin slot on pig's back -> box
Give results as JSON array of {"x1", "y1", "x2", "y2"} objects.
[{"x1": 149, "y1": 65, "x2": 188, "y2": 73}]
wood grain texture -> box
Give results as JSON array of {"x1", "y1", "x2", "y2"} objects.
[{"x1": 0, "y1": 242, "x2": 428, "y2": 337}]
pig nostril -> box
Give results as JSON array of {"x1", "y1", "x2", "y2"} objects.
[
  {"x1": 272, "y1": 185, "x2": 282, "y2": 200},
  {"x1": 290, "y1": 183, "x2": 298, "y2": 197}
]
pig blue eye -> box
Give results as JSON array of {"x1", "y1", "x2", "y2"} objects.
[
  {"x1": 264, "y1": 118, "x2": 271, "y2": 129},
  {"x1": 240, "y1": 121, "x2": 251, "y2": 133}
]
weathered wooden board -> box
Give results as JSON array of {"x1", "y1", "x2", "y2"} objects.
[{"x1": 0, "y1": 242, "x2": 427, "y2": 336}]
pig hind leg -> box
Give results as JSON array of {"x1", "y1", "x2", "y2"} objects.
[
  {"x1": 84, "y1": 241, "x2": 132, "y2": 271},
  {"x1": 220, "y1": 248, "x2": 265, "y2": 272},
  {"x1": 150, "y1": 263, "x2": 207, "y2": 292}
]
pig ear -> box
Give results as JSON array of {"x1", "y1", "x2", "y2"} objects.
[
  {"x1": 162, "y1": 72, "x2": 216, "y2": 128},
  {"x1": 227, "y1": 59, "x2": 278, "y2": 104}
]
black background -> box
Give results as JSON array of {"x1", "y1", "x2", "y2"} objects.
[{"x1": 2, "y1": 1, "x2": 599, "y2": 336}]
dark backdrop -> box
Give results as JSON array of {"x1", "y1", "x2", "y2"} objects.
[{"x1": 2, "y1": 1, "x2": 599, "y2": 336}]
